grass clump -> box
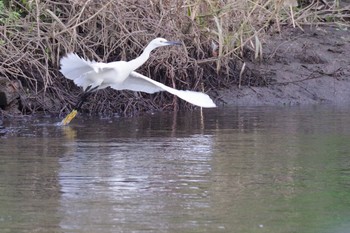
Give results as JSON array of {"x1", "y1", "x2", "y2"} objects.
[{"x1": 0, "y1": 0, "x2": 349, "y2": 116}]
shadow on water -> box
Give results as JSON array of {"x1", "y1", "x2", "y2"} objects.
[{"x1": 0, "y1": 105, "x2": 350, "y2": 232}]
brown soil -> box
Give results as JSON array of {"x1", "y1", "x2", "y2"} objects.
[{"x1": 218, "y1": 25, "x2": 350, "y2": 106}]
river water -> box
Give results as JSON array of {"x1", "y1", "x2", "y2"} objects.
[{"x1": 0, "y1": 105, "x2": 349, "y2": 233}]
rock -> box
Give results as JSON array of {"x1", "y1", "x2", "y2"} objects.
[{"x1": 0, "y1": 77, "x2": 21, "y2": 109}]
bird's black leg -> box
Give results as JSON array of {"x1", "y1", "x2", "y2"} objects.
[
  {"x1": 85, "y1": 85, "x2": 99, "y2": 93},
  {"x1": 60, "y1": 85, "x2": 99, "y2": 126},
  {"x1": 74, "y1": 92, "x2": 91, "y2": 111},
  {"x1": 74, "y1": 86, "x2": 99, "y2": 111}
]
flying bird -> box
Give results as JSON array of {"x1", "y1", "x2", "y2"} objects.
[{"x1": 59, "y1": 38, "x2": 216, "y2": 125}]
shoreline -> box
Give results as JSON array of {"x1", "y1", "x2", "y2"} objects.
[{"x1": 217, "y1": 26, "x2": 350, "y2": 107}]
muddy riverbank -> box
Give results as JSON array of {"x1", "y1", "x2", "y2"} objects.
[{"x1": 218, "y1": 26, "x2": 350, "y2": 106}]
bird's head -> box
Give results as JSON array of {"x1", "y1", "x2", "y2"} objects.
[{"x1": 148, "y1": 38, "x2": 182, "y2": 49}]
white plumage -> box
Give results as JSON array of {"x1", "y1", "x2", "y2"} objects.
[{"x1": 60, "y1": 38, "x2": 216, "y2": 108}]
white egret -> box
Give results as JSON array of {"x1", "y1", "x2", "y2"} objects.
[{"x1": 59, "y1": 38, "x2": 216, "y2": 125}]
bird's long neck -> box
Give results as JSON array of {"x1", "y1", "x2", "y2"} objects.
[{"x1": 127, "y1": 45, "x2": 153, "y2": 71}]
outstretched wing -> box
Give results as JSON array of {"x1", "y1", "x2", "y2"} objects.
[
  {"x1": 60, "y1": 53, "x2": 114, "y2": 91},
  {"x1": 110, "y1": 71, "x2": 216, "y2": 108}
]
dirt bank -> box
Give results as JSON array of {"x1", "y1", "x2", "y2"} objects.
[{"x1": 218, "y1": 26, "x2": 350, "y2": 106}]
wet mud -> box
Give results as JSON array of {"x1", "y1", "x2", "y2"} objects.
[{"x1": 219, "y1": 26, "x2": 350, "y2": 106}]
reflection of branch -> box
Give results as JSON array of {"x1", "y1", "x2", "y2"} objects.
[
  {"x1": 273, "y1": 67, "x2": 343, "y2": 85},
  {"x1": 171, "y1": 110, "x2": 177, "y2": 138}
]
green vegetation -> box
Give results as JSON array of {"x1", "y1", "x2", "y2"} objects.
[{"x1": 0, "y1": 0, "x2": 348, "y2": 115}]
